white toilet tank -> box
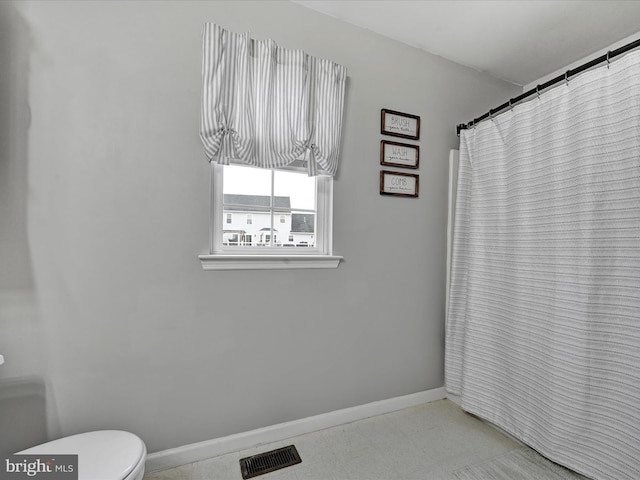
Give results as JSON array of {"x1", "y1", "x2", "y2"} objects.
[{"x1": 18, "y1": 430, "x2": 146, "y2": 480}]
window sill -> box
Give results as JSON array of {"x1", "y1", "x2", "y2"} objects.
[{"x1": 199, "y1": 254, "x2": 343, "y2": 271}]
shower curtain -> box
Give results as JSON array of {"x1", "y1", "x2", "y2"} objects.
[{"x1": 446, "y1": 50, "x2": 640, "y2": 480}]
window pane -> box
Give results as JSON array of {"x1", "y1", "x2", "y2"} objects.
[
  {"x1": 274, "y1": 170, "x2": 315, "y2": 211},
  {"x1": 274, "y1": 170, "x2": 317, "y2": 247},
  {"x1": 223, "y1": 165, "x2": 271, "y2": 197}
]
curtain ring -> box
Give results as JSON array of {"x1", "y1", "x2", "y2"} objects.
[
  {"x1": 606, "y1": 51, "x2": 611, "y2": 69},
  {"x1": 536, "y1": 85, "x2": 541, "y2": 99},
  {"x1": 565, "y1": 71, "x2": 570, "y2": 86},
  {"x1": 489, "y1": 109, "x2": 494, "y2": 122},
  {"x1": 509, "y1": 98, "x2": 513, "y2": 111}
]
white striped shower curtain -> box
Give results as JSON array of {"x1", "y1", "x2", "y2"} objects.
[{"x1": 446, "y1": 50, "x2": 640, "y2": 480}]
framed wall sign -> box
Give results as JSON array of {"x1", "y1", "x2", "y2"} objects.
[
  {"x1": 380, "y1": 170, "x2": 419, "y2": 198},
  {"x1": 381, "y1": 109, "x2": 420, "y2": 140},
  {"x1": 380, "y1": 140, "x2": 419, "y2": 169}
]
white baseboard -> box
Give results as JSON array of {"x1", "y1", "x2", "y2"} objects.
[{"x1": 146, "y1": 386, "x2": 447, "y2": 473}]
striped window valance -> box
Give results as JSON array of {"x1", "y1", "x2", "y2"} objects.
[{"x1": 200, "y1": 23, "x2": 347, "y2": 176}]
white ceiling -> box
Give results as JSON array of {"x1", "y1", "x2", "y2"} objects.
[{"x1": 292, "y1": 0, "x2": 640, "y2": 86}]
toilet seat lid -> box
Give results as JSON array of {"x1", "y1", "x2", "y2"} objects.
[{"x1": 18, "y1": 430, "x2": 146, "y2": 480}]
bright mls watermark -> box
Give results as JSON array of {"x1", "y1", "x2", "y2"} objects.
[{"x1": 1, "y1": 455, "x2": 77, "y2": 480}]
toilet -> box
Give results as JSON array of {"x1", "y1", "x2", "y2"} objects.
[{"x1": 18, "y1": 430, "x2": 146, "y2": 480}]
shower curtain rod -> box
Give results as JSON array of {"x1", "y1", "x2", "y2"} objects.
[{"x1": 456, "y1": 37, "x2": 640, "y2": 136}]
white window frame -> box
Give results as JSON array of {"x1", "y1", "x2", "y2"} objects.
[{"x1": 199, "y1": 163, "x2": 342, "y2": 270}]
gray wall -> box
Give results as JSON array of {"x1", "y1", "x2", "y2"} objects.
[{"x1": 0, "y1": 0, "x2": 521, "y2": 453}]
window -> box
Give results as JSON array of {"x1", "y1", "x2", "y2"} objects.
[
  {"x1": 199, "y1": 162, "x2": 341, "y2": 270},
  {"x1": 198, "y1": 24, "x2": 345, "y2": 270},
  {"x1": 226, "y1": 213, "x2": 232, "y2": 224},
  {"x1": 222, "y1": 164, "x2": 316, "y2": 249}
]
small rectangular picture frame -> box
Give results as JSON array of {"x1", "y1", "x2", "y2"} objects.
[
  {"x1": 380, "y1": 170, "x2": 419, "y2": 198},
  {"x1": 381, "y1": 108, "x2": 420, "y2": 140},
  {"x1": 380, "y1": 140, "x2": 419, "y2": 169}
]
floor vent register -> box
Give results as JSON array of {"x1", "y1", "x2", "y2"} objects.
[{"x1": 239, "y1": 445, "x2": 302, "y2": 479}]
